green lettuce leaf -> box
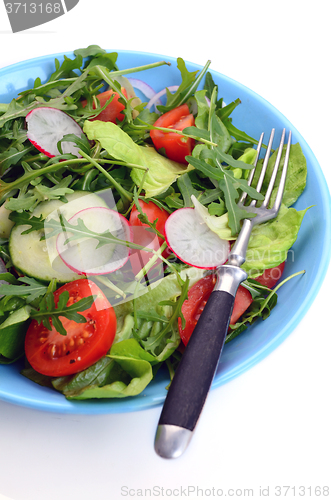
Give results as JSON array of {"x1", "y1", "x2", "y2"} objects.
[
  {"x1": 191, "y1": 195, "x2": 233, "y2": 240},
  {"x1": 131, "y1": 146, "x2": 192, "y2": 198},
  {"x1": 113, "y1": 267, "x2": 204, "y2": 325},
  {"x1": 51, "y1": 339, "x2": 156, "y2": 400},
  {"x1": 255, "y1": 142, "x2": 307, "y2": 208},
  {"x1": 242, "y1": 204, "x2": 309, "y2": 276},
  {"x1": 0, "y1": 306, "x2": 30, "y2": 363},
  {"x1": 83, "y1": 120, "x2": 191, "y2": 197}
]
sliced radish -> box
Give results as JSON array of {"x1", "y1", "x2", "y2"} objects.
[
  {"x1": 164, "y1": 207, "x2": 230, "y2": 269},
  {"x1": 26, "y1": 107, "x2": 83, "y2": 158},
  {"x1": 56, "y1": 207, "x2": 132, "y2": 275}
]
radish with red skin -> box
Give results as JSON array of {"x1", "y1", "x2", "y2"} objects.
[
  {"x1": 56, "y1": 207, "x2": 132, "y2": 275},
  {"x1": 26, "y1": 107, "x2": 84, "y2": 158},
  {"x1": 164, "y1": 207, "x2": 230, "y2": 269}
]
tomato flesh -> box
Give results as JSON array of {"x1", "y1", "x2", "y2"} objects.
[
  {"x1": 150, "y1": 104, "x2": 195, "y2": 164},
  {"x1": 255, "y1": 261, "x2": 285, "y2": 288},
  {"x1": 179, "y1": 275, "x2": 252, "y2": 346},
  {"x1": 25, "y1": 279, "x2": 116, "y2": 377},
  {"x1": 178, "y1": 275, "x2": 252, "y2": 346},
  {"x1": 82, "y1": 88, "x2": 127, "y2": 123},
  {"x1": 129, "y1": 199, "x2": 169, "y2": 242},
  {"x1": 129, "y1": 199, "x2": 170, "y2": 275},
  {"x1": 178, "y1": 261, "x2": 286, "y2": 346},
  {"x1": 129, "y1": 226, "x2": 163, "y2": 278}
]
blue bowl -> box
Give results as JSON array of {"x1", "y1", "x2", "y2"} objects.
[{"x1": 0, "y1": 50, "x2": 330, "y2": 414}]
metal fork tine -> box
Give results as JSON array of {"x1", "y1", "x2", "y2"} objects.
[
  {"x1": 239, "y1": 131, "x2": 264, "y2": 205},
  {"x1": 261, "y1": 128, "x2": 286, "y2": 209},
  {"x1": 272, "y1": 130, "x2": 292, "y2": 213},
  {"x1": 249, "y1": 128, "x2": 275, "y2": 208}
]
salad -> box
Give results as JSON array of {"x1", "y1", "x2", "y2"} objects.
[{"x1": 0, "y1": 45, "x2": 308, "y2": 401}]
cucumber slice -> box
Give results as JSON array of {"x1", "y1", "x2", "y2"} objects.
[
  {"x1": 9, "y1": 191, "x2": 110, "y2": 283},
  {"x1": 0, "y1": 201, "x2": 15, "y2": 239}
]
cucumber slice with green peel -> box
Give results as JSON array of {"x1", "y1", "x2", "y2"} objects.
[
  {"x1": 9, "y1": 191, "x2": 110, "y2": 283},
  {"x1": 0, "y1": 201, "x2": 15, "y2": 239}
]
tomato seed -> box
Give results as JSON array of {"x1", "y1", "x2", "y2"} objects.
[{"x1": 49, "y1": 344, "x2": 56, "y2": 358}]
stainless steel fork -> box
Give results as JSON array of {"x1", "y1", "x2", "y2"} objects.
[{"x1": 154, "y1": 128, "x2": 292, "y2": 459}]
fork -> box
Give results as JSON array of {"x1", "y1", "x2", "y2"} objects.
[{"x1": 154, "y1": 128, "x2": 292, "y2": 459}]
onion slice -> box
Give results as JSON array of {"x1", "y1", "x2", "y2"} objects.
[
  {"x1": 146, "y1": 85, "x2": 179, "y2": 112},
  {"x1": 127, "y1": 78, "x2": 159, "y2": 101}
]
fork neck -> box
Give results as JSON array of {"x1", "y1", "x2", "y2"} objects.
[{"x1": 227, "y1": 218, "x2": 253, "y2": 268}]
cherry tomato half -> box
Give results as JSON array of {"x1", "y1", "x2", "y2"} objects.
[
  {"x1": 178, "y1": 261, "x2": 286, "y2": 346},
  {"x1": 82, "y1": 88, "x2": 127, "y2": 123},
  {"x1": 129, "y1": 199, "x2": 171, "y2": 262},
  {"x1": 255, "y1": 261, "x2": 285, "y2": 288},
  {"x1": 129, "y1": 199, "x2": 169, "y2": 240},
  {"x1": 129, "y1": 226, "x2": 163, "y2": 278},
  {"x1": 129, "y1": 200, "x2": 170, "y2": 276},
  {"x1": 150, "y1": 104, "x2": 195, "y2": 164},
  {"x1": 25, "y1": 279, "x2": 116, "y2": 377},
  {"x1": 178, "y1": 275, "x2": 253, "y2": 346}
]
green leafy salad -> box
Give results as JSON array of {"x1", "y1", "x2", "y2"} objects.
[{"x1": 0, "y1": 45, "x2": 307, "y2": 400}]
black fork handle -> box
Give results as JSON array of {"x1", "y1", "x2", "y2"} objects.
[{"x1": 155, "y1": 265, "x2": 247, "y2": 459}]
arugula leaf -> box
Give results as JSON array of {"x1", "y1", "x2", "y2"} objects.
[
  {"x1": 5, "y1": 177, "x2": 74, "y2": 212},
  {"x1": 47, "y1": 54, "x2": 84, "y2": 82},
  {"x1": 203, "y1": 72, "x2": 218, "y2": 100},
  {"x1": 57, "y1": 133, "x2": 91, "y2": 157},
  {"x1": 74, "y1": 45, "x2": 108, "y2": 59},
  {"x1": 0, "y1": 276, "x2": 48, "y2": 303},
  {"x1": 227, "y1": 271, "x2": 305, "y2": 340},
  {"x1": 0, "y1": 68, "x2": 89, "y2": 128},
  {"x1": 157, "y1": 58, "x2": 211, "y2": 113},
  {"x1": 177, "y1": 173, "x2": 200, "y2": 207},
  {"x1": 217, "y1": 98, "x2": 241, "y2": 121},
  {"x1": 222, "y1": 117, "x2": 264, "y2": 148},
  {"x1": 0, "y1": 272, "x2": 19, "y2": 285},
  {"x1": 31, "y1": 290, "x2": 95, "y2": 335},
  {"x1": 0, "y1": 146, "x2": 33, "y2": 177},
  {"x1": 9, "y1": 210, "x2": 44, "y2": 231}
]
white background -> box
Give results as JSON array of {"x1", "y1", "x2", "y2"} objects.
[{"x1": 0, "y1": 1, "x2": 330, "y2": 500}]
